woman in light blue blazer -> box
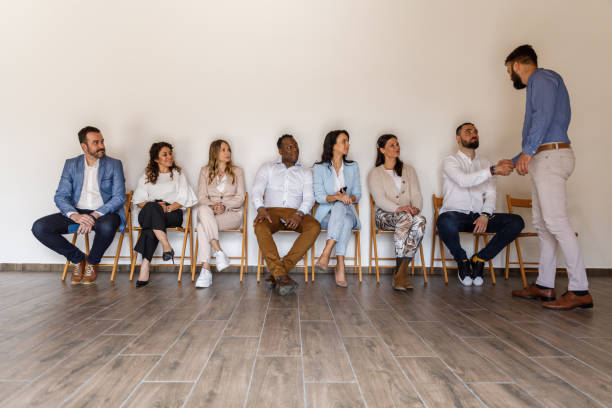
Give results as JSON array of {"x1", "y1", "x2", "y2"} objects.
[{"x1": 313, "y1": 130, "x2": 361, "y2": 287}]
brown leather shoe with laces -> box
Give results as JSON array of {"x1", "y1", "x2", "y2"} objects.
[
  {"x1": 82, "y1": 263, "x2": 99, "y2": 284},
  {"x1": 70, "y1": 260, "x2": 86, "y2": 284},
  {"x1": 276, "y1": 275, "x2": 299, "y2": 296},
  {"x1": 511, "y1": 283, "x2": 556, "y2": 301},
  {"x1": 392, "y1": 260, "x2": 413, "y2": 291},
  {"x1": 542, "y1": 291, "x2": 593, "y2": 310},
  {"x1": 264, "y1": 274, "x2": 277, "y2": 290}
]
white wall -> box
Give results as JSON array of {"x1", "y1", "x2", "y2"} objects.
[{"x1": 1, "y1": 0, "x2": 611, "y2": 268}]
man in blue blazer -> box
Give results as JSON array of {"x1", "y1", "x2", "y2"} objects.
[{"x1": 32, "y1": 126, "x2": 126, "y2": 284}]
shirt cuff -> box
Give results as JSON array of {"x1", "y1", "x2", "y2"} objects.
[
  {"x1": 65, "y1": 211, "x2": 76, "y2": 218},
  {"x1": 93, "y1": 211, "x2": 104, "y2": 217}
]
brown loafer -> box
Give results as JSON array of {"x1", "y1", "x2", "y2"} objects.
[
  {"x1": 276, "y1": 275, "x2": 299, "y2": 296},
  {"x1": 263, "y1": 274, "x2": 277, "y2": 290},
  {"x1": 511, "y1": 283, "x2": 555, "y2": 301},
  {"x1": 543, "y1": 291, "x2": 593, "y2": 310},
  {"x1": 392, "y1": 260, "x2": 413, "y2": 291},
  {"x1": 82, "y1": 263, "x2": 98, "y2": 285},
  {"x1": 70, "y1": 260, "x2": 86, "y2": 284}
]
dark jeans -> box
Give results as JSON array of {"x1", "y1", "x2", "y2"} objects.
[
  {"x1": 31, "y1": 209, "x2": 121, "y2": 264},
  {"x1": 134, "y1": 202, "x2": 183, "y2": 261},
  {"x1": 436, "y1": 211, "x2": 524, "y2": 262}
]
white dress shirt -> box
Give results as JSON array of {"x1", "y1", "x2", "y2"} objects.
[
  {"x1": 440, "y1": 150, "x2": 496, "y2": 215},
  {"x1": 72, "y1": 157, "x2": 104, "y2": 215},
  {"x1": 333, "y1": 163, "x2": 346, "y2": 192},
  {"x1": 251, "y1": 159, "x2": 314, "y2": 214},
  {"x1": 133, "y1": 169, "x2": 198, "y2": 208}
]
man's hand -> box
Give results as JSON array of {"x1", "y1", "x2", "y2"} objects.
[
  {"x1": 285, "y1": 212, "x2": 302, "y2": 230},
  {"x1": 495, "y1": 159, "x2": 515, "y2": 176},
  {"x1": 515, "y1": 153, "x2": 531, "y2": 176},
  {"x1": 473, "y1": 215, "x2": 489, "y2": 234},
  {"x1": 70, "y1": 213, "x2": 95, "y2": 234},
  {"x1": 254, "y1": 207, "x2": 272, "y2": 225}
]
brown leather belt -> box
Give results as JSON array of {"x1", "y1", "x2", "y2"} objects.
[{"x1": 535, "y1": 142, "x2": 570, "y2": 154}]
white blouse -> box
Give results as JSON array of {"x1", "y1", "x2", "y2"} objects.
[
  {"x1": 333, "y1": 163, "x2": 346, "y2": 192},
  {"x1": 133, "y1": 169, "x2": 198, "y2": 208}
]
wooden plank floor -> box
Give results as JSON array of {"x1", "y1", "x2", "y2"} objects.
[{"x1": 0, "y1": 270, "x2": 610, "y2": 408}]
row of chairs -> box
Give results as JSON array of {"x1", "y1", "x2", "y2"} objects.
[{"x1": 62, "y1": 192, "x2": 562, "y2": 288}]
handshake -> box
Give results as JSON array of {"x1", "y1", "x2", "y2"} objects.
[{"x1": 493, "y1": 159, "x2": 515, "y2": 176}]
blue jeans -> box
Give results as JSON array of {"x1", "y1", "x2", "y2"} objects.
[
  {"x1": 436, "y1": 211, "x2": 524, "y2": 262},
  {"x1": 319, "y1": 202, "x2": 358, "y2": 256},
  {"x1": 32, "y1": 209, "x2": 121, "y2": 264}
]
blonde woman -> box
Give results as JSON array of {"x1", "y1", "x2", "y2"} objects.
[{"x1": 195, "y1": 140, "x2": 246, "y2": 288}]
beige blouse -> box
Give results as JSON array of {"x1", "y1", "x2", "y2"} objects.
[
  {"x1": 197, "y1": 166, "x2": 246, "y2": 211},
  {"x1": 367, "y1": 164, "x2": 423, "y2": 212}
]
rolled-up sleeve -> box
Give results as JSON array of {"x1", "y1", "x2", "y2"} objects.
[
  {"x1": 298, "y1": 167, "x2": 315, "y2": 214},
  {"x1": 442, "y1": 156, "x2": 491, "y2": 188},
  {"x1": 251, "y1": 164, "x2": 268, "y2": 210}
]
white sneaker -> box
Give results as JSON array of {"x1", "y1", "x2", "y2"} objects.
[
  {"x1": 472, "y1": 276, "x2": 484, "y2": 287},
  {"x1": 195, "y1": 269, "x2": 212, "y2": 288},
  {"x1": 458, "y1": 271, "x2": 473, "y2": 287},
  {"x1": 214, "y1": 251, "x2": 230, "y2": 272}
]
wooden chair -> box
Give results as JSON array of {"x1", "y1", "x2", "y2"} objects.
[
  {"x1": 61, "y1": 191, "x2": 134, "y2": 281},
  {"x1": 504, "y1": 194, "x2": 577, "y2": 288},
  {"x1": 368, "y1": 195, "x2": 427, "y2": 284},
  {"x1": 310, "y1": 202, "x2": 362, "y2": 282},
  {"x1": 191, "y1": 193, "x2": 249, "y2": 282},
  {"x1": 429, "y1": 194, "x2": 496, "y2": 284},
  {"x1": 257, "y1": 234, "x2": 309, "y2": 283},
  {"x1": 129, "y1": 207, "x2": 194, "y2": 282}
]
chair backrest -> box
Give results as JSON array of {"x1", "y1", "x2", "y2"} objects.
[
  {"x1": 432, "y1": 194, "x2": 443, "y2": 219},
  {"x1": 123, "y1": 191, "x2": 134, "y2": 229},
  {"x1": 506, "y1": 194, "x2": 532, "y2": 213}
]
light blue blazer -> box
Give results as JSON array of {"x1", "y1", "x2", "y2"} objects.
[
  {"x1": 313, "y1": 161, "x2": 361, "y2": 230},
  {"x1": 54, "y1": 155, "x2": 127, "y2": 231}
]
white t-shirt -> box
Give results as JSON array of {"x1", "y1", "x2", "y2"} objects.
[{"x1": 384, "y1": 169, "x2": 402, "y2": 193}]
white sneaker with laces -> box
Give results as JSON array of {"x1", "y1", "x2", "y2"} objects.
[
  {"x1": 214, "y1": 251, "x2": 230, "y2": 272},
  {"x1": 472, "y1": 276, "x2": 484, "y2": 286},
  {"x1": 195, "y1": 268, "x2": 212, "y2": 288}
]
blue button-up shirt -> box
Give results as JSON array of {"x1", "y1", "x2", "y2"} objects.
[{"x1": 513, "y1": 68, "x2": 571, "y2": 162}]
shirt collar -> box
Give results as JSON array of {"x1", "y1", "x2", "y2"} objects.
[
  {"x1": 83, "y1": 156, "x2": 100, "y2": 169},
  {"x1": 274, "y1": 158, "x2": 302, "y2": 168},
  {"x1": 456, "y1": 150, "x2": 477, "y2": 162}
]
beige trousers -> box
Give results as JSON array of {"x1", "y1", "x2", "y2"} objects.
[
  {"x1": 529, "y1": 147, "x2": 588, "y2": 291},
  {"x1": 197, "y1": 205, "x2": 243, "y2": 263}
]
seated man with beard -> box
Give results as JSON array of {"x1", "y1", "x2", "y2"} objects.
[{"x1": 436, "y1": 122, "x2": 524, "y2": 287}]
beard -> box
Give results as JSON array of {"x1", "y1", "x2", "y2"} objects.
[
  {"x1": 86, "y1": 147, "x2": 106, "y2": 158},
  {"x1": 461, "y1": 139, "x2": 479, "y2": 149},
  {"x1": 511, "y1": 70, "x2": 526, "y2": 89}
]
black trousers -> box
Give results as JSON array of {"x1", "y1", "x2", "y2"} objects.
[
  {"x1": 134, "y1": 202, "x2": 183, "y2": 261},
  {"x1": 31, "y1": 209, "x2": 121, "y2": 264}
]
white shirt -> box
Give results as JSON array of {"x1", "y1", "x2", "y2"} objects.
[
  {"x1": 215, "y1": 174, "x2": 227, "y2": 193},
  {"x1": 251, "y1": 159, "x2": 314, "y2": 214},
  {"x1": 133, "y1": 169, "x2": 198, "y2": 208},
  {"x1": 440, "y1": 150, "x2": 496, "y2": 215},
  {"x1": 74, "y1": 157, "x2": 104, "y2": 213},
  {"x1": 333, "y1": 163, "x2": 346, "y2": 192},
  {"x1": 384, "y1": 169, "x2": 402, "y2": 193}
]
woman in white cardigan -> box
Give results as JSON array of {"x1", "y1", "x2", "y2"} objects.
[
  {"x1": 367, "y1": 134, "x2": 425, "y2": 291},
  {"x1": 132, "y1": 142, "x2": 197, "y2": 287}
]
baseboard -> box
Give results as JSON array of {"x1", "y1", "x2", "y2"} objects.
[{"x1": 2, "y1": 263, "x2": 611, "y2": 277}]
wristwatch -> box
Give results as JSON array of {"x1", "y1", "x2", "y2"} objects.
[
  {"x1": 480, "y1": 212, "x2": 492, "y2": 219},
  {"x1": 489, "y1": 165, "x2": 496, "y2": 176}
]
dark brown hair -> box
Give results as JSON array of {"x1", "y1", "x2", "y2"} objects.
[
  {"x1": 145, "y1": 142, "x2": 182, "y2": 184},
  {"x1": 375, "y1": 134, "x2": 403, "y2": 177}
]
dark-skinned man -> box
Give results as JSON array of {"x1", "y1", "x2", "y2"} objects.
[{"x1": 252, "y1": 134, "x2": 320, "y2": 296}]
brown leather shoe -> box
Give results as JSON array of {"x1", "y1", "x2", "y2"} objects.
[
  {"x1": 542, "y1": 291, "x2": 593, "y2": 310},
  {"x1": 511, "y1": 283, "x2": 555, "y2": 301},
  {"x1": 263, "y1": 274, "x2": 277, "y2": 290},
  {"x1": 392, "y1": 260, "x2": 413, "y2": 291},
  {"x1": 276, "y1": 275, "x2": 299, "y2": 296},
  {"x1": 70, "y1": 260, "x2": 86, "y2": 284},
  {"x1": 82, "y1": 263, "x2": 98, "y2": 285}
]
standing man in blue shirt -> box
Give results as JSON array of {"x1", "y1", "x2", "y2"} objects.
[{"x1": 505, "y1": 45, "x2": 593, "y2": 310}]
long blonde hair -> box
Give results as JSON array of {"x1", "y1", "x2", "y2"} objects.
[{"x1": 207, "y1": 139, "x2": 237, "y2": 184}]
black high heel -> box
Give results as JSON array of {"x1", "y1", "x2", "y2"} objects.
[
  {"x1": 162, "y1": 248, "x2": 175, "y2": 264},
  {"x1": 136, "y1": 280, "x2": 150, "y2": 288}
]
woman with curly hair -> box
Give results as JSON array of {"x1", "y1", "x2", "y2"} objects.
[
  {"x1": 195, "y1": 139, "x2": 245, "y2": 288},
  {"x1": 132, "y1": 142, "x2": 197, "y2": 287}
]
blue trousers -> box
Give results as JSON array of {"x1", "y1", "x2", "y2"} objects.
[
  {"x1": 32, "y1": 209, "x2": 120, "y2": 264},
  {"x1": 319, "y1": 202, "x2": 358, "y2": 256},
  {"x1": 436, "y1": 211, "x2": 524, "y2": 262}
]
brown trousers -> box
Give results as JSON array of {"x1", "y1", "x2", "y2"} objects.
[{"x1": 254, "y1": 207, "x2": 321, "y2": 278}]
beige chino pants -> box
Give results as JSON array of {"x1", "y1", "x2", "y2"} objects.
[{"x1": 529, "y1": 147, "x2": 588, "y2": 291}]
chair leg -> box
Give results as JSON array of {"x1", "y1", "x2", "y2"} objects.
[
  {"x1": 356, "y1": 231, "x2": 362, "y2": 283},
  {"x1": 84, "y1": 233, "x2": 90, "y2": 256},
  {"x1": 62, "y1": 233, "x2": 79, "y2": 280},
  {"x1": 368, "y1": 230, "x2": 373, "y2": 276},
  {"x1": 515, "y1": 239, "x2": 527, "y2": 288},
  {"x1": 244, "y1": 228, "x2": 248, "y2": 276},
  {"x1": 372, "y1": 231, "x2": 380, "y2": 283},
  {"x1": 192, "y1": 236, "x2": 199, "y2": 280},
  {"x1": 239, "y1": 232, "x2": 245, "y2": 282},
  {"x1": 482, "y1": 235, "x2": 495, "y2": 284},
  {"x1": 257, "y1": 249, "x2": 262, "y2": 282},
  {"x1": 311, "y1": 238, "x2": 316, "y2": 282},
  {"x1": 304, "y1": 251, "x2": 308, "y2": 283},
  {"x1": 110, "y1": 233, "x2": 124, "y2": 281},
  {"x1": 420, "y1": 243, "x2": 427, "y2": 283},
  {"x1": 439, "y1": 236, "x2": 448, "y2": 284},
  {"x1": 129, "y1": 230, "x2": 141, "y2": 281},
  {"x1": 504, "y1": 241, "x2": 511, "y2": 280},
  {"x1": 429, "y1": 229, "x2": 437, "y2": 276}
]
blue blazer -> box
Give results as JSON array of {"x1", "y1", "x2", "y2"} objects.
[
  {"x1": 313, "y1": 161, "x2": 361, "y2": 230},
  {"x1": 54, "y1": 155, "x2": 127, "y2": 231}
]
